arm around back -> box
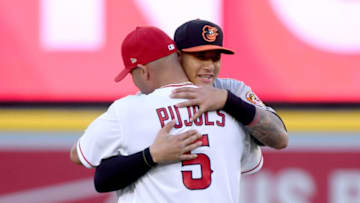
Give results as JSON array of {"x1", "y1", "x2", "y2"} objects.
[
  {"x1": 70, "y1": 141, "x2": 82, "y2": 165},
  {"x1": 223, "y1": 90, "x2": 288, "y2": 149}
]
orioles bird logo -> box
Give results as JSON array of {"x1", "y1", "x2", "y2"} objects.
[
  {"x1": 202, "y1": 25, "x2": 218, "y2": 42},
  {"x1": 246, "y1": 92, "x2": 264, "y2": 107}
]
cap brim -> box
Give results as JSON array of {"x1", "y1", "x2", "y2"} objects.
[
  {"x1": 181, "y1": 45, "x2": 234, "y2": 54},
  {"x1": 114, "y1": 68, "x2": 131, "y2": 82}
]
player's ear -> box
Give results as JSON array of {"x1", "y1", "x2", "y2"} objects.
[
  {"x1": 137, "y1": 64, "x2": 150, "y2": 80},
  {"x1": 176, "y1": 50, "x2": 183, "y2": 62}
]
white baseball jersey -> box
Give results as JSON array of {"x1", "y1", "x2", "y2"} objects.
[{"x1": 77, "y1": 82, "x2": 263, "y2": 203}]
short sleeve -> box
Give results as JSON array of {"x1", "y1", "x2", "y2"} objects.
[
  {"x1": 77, "y1": 103, "x2": 124, "y2": 168},
  {"x1": 214, "y1": 78, "x2": 276, "y2": 113},
  {"x1": 241, "y1": 133, "x2": 264, "y2": 175}
]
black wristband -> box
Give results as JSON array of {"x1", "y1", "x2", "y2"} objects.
[
  {"x1": 143, "y1": 147, "x2": 157, "y2": 167},
  {"x1": 223, "y1": 90, "x2": 256, "y2": 125}
]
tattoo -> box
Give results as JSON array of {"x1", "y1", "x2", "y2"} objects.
[{"x1": 246, "y1": 108, "x2": 287, "y2": 149}]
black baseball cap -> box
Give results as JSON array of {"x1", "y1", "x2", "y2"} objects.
[{"x1": 174, "y1": 19, "x2": 234, "y2": 54}]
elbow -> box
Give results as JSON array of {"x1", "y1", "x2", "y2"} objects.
[
  {"x1": 273, "y1": 132, "x2": 288, "y2": 150},
  {"x1": 95, "y1": 186, "x2": 106, "y2": 193},
  {"x1": 275, "y1": 141, "x2": 288, "y2": 150},
  {"x1": 70, "y1": 152, "x2": 76, "y2": 163},
  {"x1": 94, "y1": 173, "x2": 109, "y2": 193},
  {"x1": 94, "y1": 167, "x2": 127, "y2": 193},
  {"x1": 70, "y1": 153, "x2": 81, "y2": 165},
  {"x1": 70, "y1": 144, "x2": 82, "y2": 165},
  {"x1": 94, "y1": 180, "x2": 107, "y2": 193},
  {"x1": 94, "y1": 178, "x2": 127, "y2": 193},
  {"x1": 95, "y1": 183, "x2": 126, "y2": 193}
]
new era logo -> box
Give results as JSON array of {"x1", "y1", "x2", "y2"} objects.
[
  {"x1": 130, "y1": 58, "x2": 137, "y2": 64},
  {"x1": 168, "y1": 44, "x2": 175, "y2": 51}
]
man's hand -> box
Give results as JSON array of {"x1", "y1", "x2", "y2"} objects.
[
  {"x1": 150, "y1": 120, "x2": 202, "y2": 164},
  {"x1": 170, "y1": 86, "x2": 228, "y2": 121}
]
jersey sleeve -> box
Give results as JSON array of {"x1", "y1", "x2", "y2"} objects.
[
  {"x1": 241, "y1": 133, "x2": 264, "y2": 175},
  {"x1": 77, "y1": 102, "x2": 124, "y2": 168},
  {"x1": 213, "y1": 78, "x2": 276, "y2": 113}
]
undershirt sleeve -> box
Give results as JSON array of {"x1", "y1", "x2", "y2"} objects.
[{"x1": 94, "y1": 148, "x2": 155, "y2": 192}]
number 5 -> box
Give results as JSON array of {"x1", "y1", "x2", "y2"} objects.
[{"x1": 181, "y1": 134, "x2": 213, "y2": 190}]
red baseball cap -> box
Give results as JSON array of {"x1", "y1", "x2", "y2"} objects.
[{"x1": 115, "y1": 26, "x2": 178, "y2": 82}]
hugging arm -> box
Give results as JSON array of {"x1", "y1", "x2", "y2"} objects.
[
  {"x1": 93, "y1": 120, "x2": 202, "y2": 192},
  {"x1": 223, "y1": 90, "x2": 288, "y2": 149},
  {"x1": 172, "y1": 85, "x2": 288, "y2": 149},
  {"x1": 94, "y1": 148, "x2": 154, "y2": 192}
]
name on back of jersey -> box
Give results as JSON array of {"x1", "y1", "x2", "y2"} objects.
[{"x1": 156, "y1": 105, "x2": 226, "y2": 128}]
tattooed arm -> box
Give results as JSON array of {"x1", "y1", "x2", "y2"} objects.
[
  {"x1": 171, "y1": 79, "x2": 288, "y2": 150},
  {"x1": 220, "y1": 89, "x2": 288, "y2": 149},
  {"x1": 246, "y1": 107, "x2": 288, "y2": 149}
]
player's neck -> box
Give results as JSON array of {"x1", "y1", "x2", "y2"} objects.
[
  {"x1": 156, "y1": 63, "x2": 190, "y2": 87},
  {"x1": 158, "y1": 77, "x2": 190, "y2": 88}
]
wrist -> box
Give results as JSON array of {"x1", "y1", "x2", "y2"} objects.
[
  {"x1": 143, "y1": 147, "x2": 157, "y2": 167},
  {"x1": 223, "y1": 90, "x2": 256, "y2": 125},
  {"x1": 149, "y1": 146, "x2": 159, "y2": 164},
  {"x1": 218, "y1": 89, "x2": 228, "y2": 109},
  {"x1": 247, "y1": 109, "x2": 261, "y2": 127}
]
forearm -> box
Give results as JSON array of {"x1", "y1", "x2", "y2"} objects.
[
  {"x1": 222, "y1": 91, "x2": 288, "y2": 149},
  {"x1": 94, "y1": 122, "x2": 201, "y2": 192},
  {"x1": 70, "y1": 141, "x2": 82, "y2": 165},
  {"x1": 246, "y1": 107, "x2": 288, "y2": 149},
  {"x1": 222, "y1": 90, "x2": 256, "y2": 125},
  {"x1": 94, "y1": 148, "x2": 156, "y2": 192}
]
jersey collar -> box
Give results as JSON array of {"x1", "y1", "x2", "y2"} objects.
[{"x1": 159, "y1": 81, "x2": 193, "y2": 89}]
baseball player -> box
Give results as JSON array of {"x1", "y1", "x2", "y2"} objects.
[
  {"x1": 70, "y1": 19, "x2": 287, "y2": 194},
  {"x1": 90, "y1": 20, "x2": 287, "y2": 193},
  {"x1": 76, "y1": 26, "x2": 263, "y2": 202},
  {"x1": 171, "y1": 19, "x2": 287, "y2": 149}
]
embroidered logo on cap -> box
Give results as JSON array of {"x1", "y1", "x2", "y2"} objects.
[
  {"x1": 202, "y1": 25, "x2": 218, "y2": 42},
  {"x1": 168, "y1": 44, "x2": 175, "y2": 50},
  {"x1": 130, "y1": 58, "x2": 137, "y2": 64}
]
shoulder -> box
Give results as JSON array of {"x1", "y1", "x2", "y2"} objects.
[
  {"x1": 214, "y1": 78, "x2": 253, "y2": 97},
  {"x1": 214, "y1": 78, "x2": 276, "y2": 112},
  {"x1": 213, "y1": 78, "x2": 246, "y2": 89},
  {"x1": 107, "y1": 95, "x2": 142, "y2": 116},
  {"x1": 113, "y1": 94, "x2": 142, "y2": 105}
]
